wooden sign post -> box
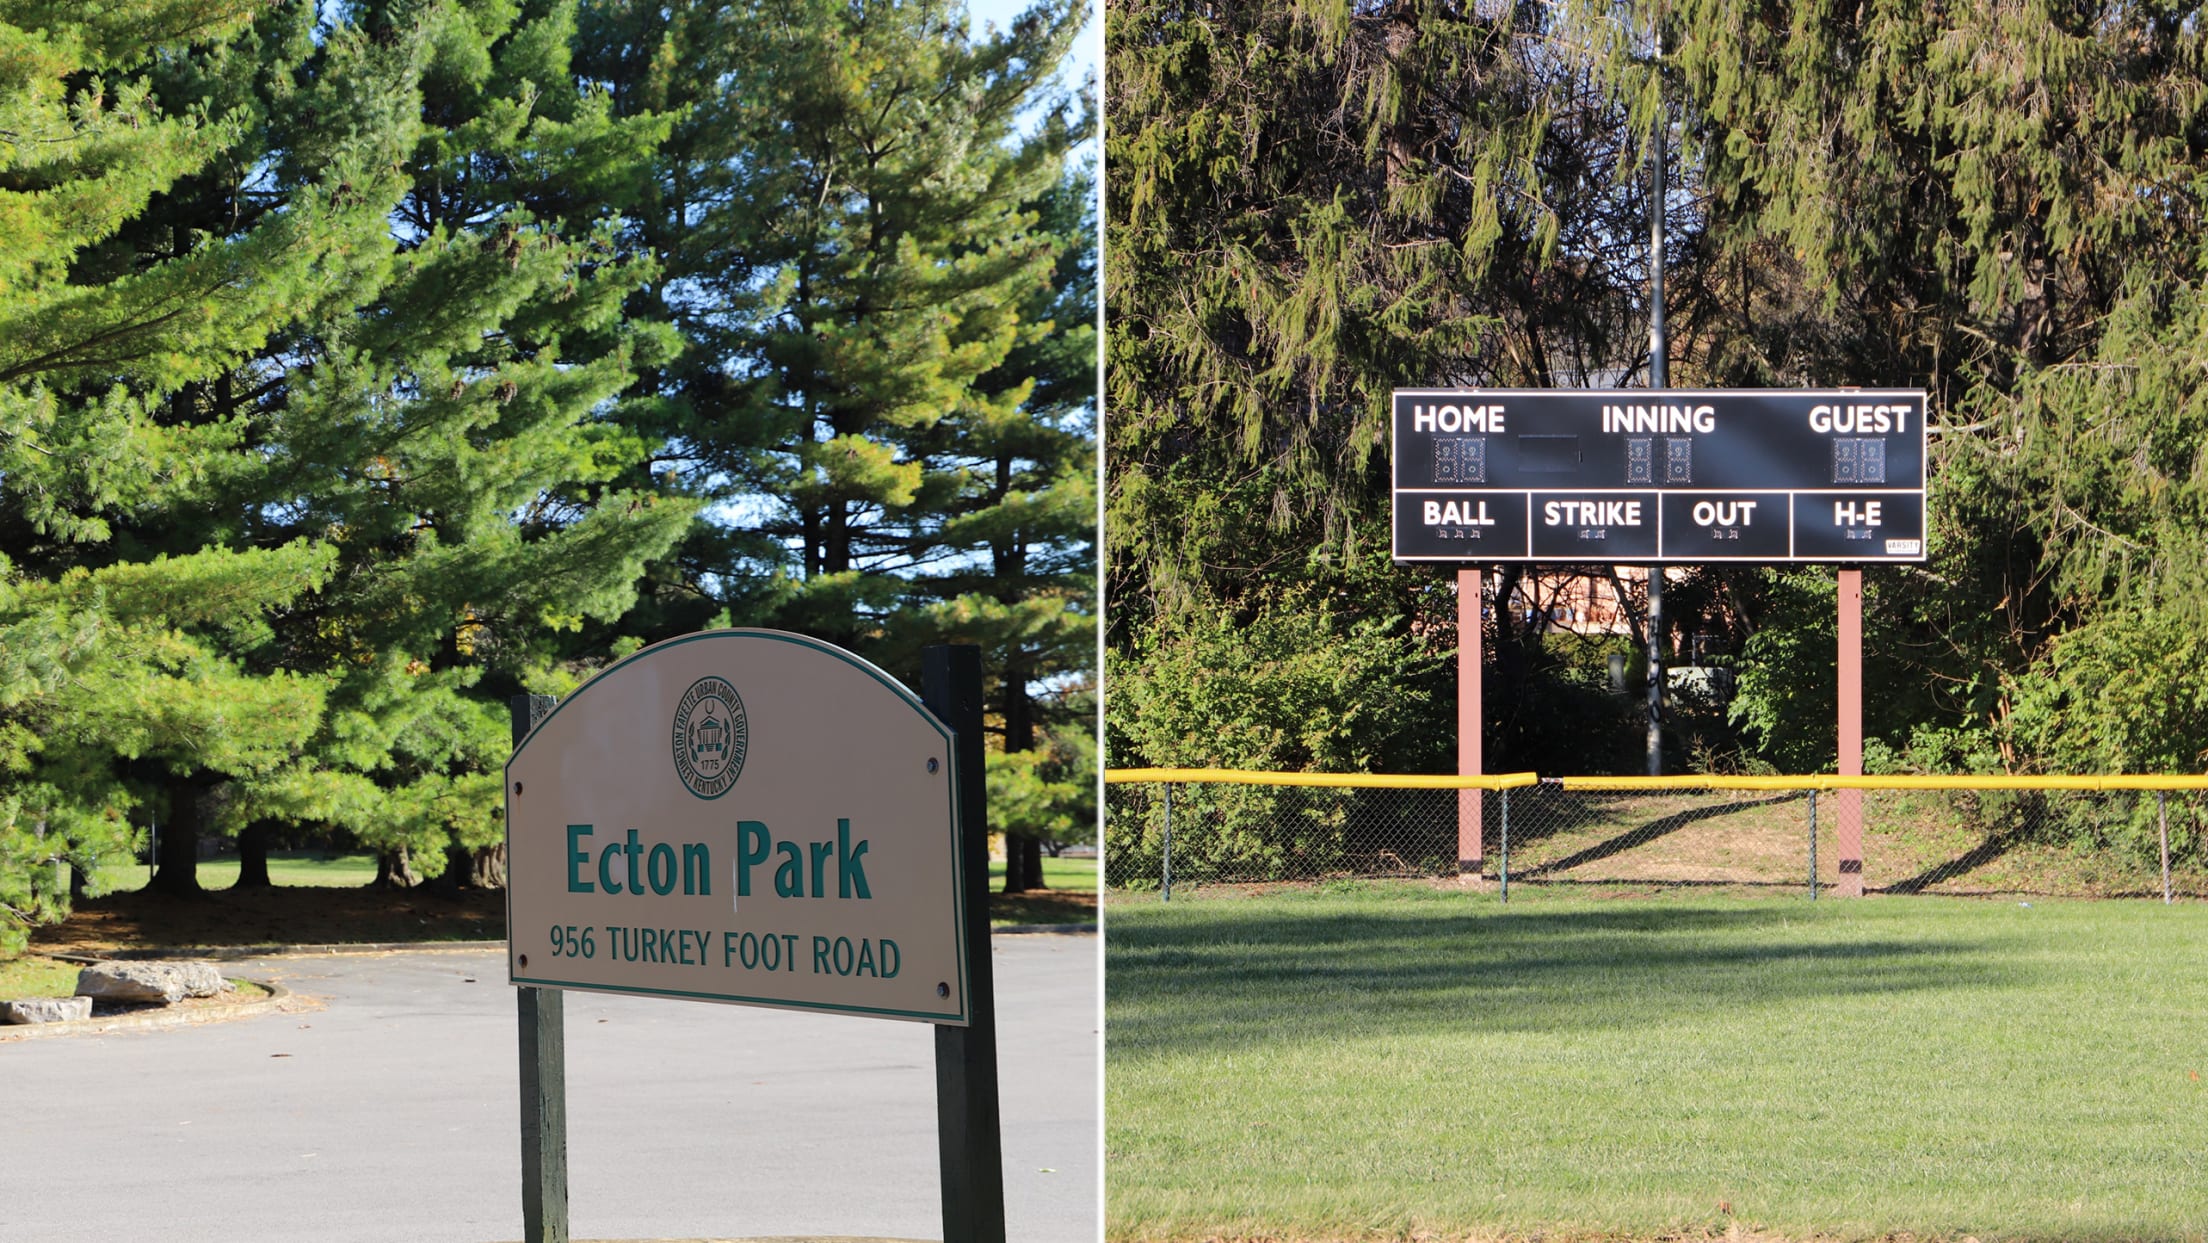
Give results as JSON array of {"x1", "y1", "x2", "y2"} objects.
[{"x1": 924, "y1": 645, "x2": 1007, "y2": 1243}]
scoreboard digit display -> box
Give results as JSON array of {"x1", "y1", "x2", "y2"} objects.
[{"x1": 1390, "y1": 388, "x2": 1928, "y2": 564}]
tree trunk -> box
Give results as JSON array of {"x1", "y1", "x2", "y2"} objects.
[
  {"x1": 150, "y1": 781, "x2": 205, "y2": 897},
  {"x1": 472, "y1": 842, "x2": 508, "y2": 889},
  {"x1": 428, "y1": 844, "x2": 475, "y2": 893},
  {"x1": 234, "y1": 822, "x2": 274, "y2": 889},
  {"x1": 997, "y1": 643, "x2": 1047, "y2": 895},
  {"x1": 1020, "y1": 834, "x2": 1044, "y2": 891},
  {"x1": 374, "y1": 848, "x2": 421, "y2": 889}
]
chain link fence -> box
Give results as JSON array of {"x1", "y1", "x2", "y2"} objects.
[{"x1": 1104, "y1": 771, "x2": 2206, "y2": 901}]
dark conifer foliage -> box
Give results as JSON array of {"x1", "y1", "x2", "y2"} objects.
[
  {"x1": 1107, "y1": 0, "x2": 2208, "y2": 825},
  {"x1": 0, "y1": 0, "x2": 1100, "y2": 946},
  {"x1": 580, "y1": 0, "x2": 1100, "y2": 883}
]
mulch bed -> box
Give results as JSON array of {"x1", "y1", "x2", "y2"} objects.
[
  {"x1": 32, "y1": 881, "x2": 1092, "y2": 955},
  {"x1": 31, "y1": 884, "x2": 507, "y2": 954}
]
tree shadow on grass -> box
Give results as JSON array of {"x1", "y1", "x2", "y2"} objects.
[
  {"x1": 1106, "y1": 902, "x2": 2026, "y2": 1055},
  {"x1": 1513, "y1": 792, "x2": 1804, "y2": 878},
  {"x1": 1877, "y1": 831, "x2": 2023, "y2": 894}
]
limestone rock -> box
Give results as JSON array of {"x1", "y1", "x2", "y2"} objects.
[
  {"x1": 74, "y1": 961, "x2": 229, "y2": 1004},
  {"x1": 1, "y1": 996, "x2": 92, "y2": 1024}
]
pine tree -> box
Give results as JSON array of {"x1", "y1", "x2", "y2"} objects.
[
  {"x1": 1106, "y1": 0, "x2": 2208, "y2": 799},
  {"x1": 887, "y1": 161, "x2": 1097, "y2": 890},
  {"x1": 1107, "y1": 0, "x2": 1549, "y2": 635},
  {"x1": 0, "y1": 0, "x2": 393, "y2": 938},
  {"x1": 578, "y1": 0, "x2": 1098, "y2": 877},
  {"x1": 663, "y1": 0, "x2": 1084, "y2": 637},
  {"x1": 1103, "y1": 0, "x2": 1646, "y2": 774},
  {"x1": 188, "y1": 0, "x2": 694, "y2": 887},
  {"x1": 1648, "y1": 0, "x2": 2208, "y2": 774},
  {"x1": 576, "y1": 0, "x2": 1083, "y2": 618},
  {"x1": 0, "y1": 0, "x2": 692, "y2": 915}
]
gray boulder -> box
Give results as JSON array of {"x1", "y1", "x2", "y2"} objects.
[
  {"x1": 74, "y1": 961, "x2": 229, "y2": 1004},
  {"x1": 1, "y1": 996, "x2": 92, "y2": 1024}
]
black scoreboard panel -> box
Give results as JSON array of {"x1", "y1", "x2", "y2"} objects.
[{"x1": 1391, "y1": 388, "x2": 1928, "y2": 563}]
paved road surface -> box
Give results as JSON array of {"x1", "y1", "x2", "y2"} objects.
[{"x1": 0, "y1": 935, "x2": 1097, "y2": 1243}]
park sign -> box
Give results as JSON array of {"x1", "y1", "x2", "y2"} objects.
[
  {"x1": 505, "y1": 629, "x2": 969, "y2": 1025},
  {"x1": 1391, "y1": 388, "x2": 1929, "y2": 563}
]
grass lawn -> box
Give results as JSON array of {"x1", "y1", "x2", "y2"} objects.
[
  {"x1": 986, "y1": 854, "x2": 1098, "y2": 926},
  {"x1": 90, "y1": 850, "x2": 378, "y2": 893},
  {"x1": 30, "y1": 851, "x2": 1093, "y2": 954},
  {"x1": 0, "y1": 954, "x2": 269, "y2": 1001},
  {"x1": 1107, "y1": 884, "x2": 2208, "y2": 1242},
  {"x1": 0, "y1": 954, "x2": 82, "y2": 998},
  {"x1": 988, "y1": 855, "x2": 1097, "y2": 891}
]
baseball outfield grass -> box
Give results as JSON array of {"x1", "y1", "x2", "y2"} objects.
[{"x1": 1105, "y1": 885, "x2": 2208, "y2": 1241}]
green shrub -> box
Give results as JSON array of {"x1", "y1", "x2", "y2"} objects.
[{"x1": 1105, "y1": 594, "x2": 1441, "y2": 881}]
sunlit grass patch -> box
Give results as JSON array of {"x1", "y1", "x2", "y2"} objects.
[{"x1": 1107, "y1": 887, "x2": 2208, "y2": 1242}]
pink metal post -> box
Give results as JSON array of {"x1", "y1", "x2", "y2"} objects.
[
  {"x1": 1459, "y1": 567, "x2": 1484, "y2": 875},
  {"x1": 1837, "y1": 568, "x2": 1864, "y2": 896}
]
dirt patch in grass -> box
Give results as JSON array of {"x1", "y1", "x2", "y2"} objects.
[
  {"x1": 1164, "y1": 1232, "x2": 1993, "y2": 1243},
  {"x1": 1120, "y1": 786, "x2": 2200, "y2": 902},
  {"x1": 62, "y1": 980, "x2": 276, "y2": 1021}
]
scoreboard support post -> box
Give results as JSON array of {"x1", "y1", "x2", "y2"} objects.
[
  {"x1": 1457, "y1": 567, "x2": 1483, "y2": 875},
  {"x1": 1646, "y1": 569, "x2": 1664, "y2": 776},
  {"x1": 1836, "y1": 569, "x2": 1865, "y2": 896}
]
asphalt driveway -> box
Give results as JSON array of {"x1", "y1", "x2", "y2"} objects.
[{"x1": 0, "y1": 934, "x2": 1097, "y2": 1243}]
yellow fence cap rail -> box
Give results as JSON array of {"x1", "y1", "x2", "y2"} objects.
[
  {"x1": 1554, "y1": 773, "x2": 2208, "y2": 792},
  {"x1": 1104, "y1": 768, "x2": 1543, "y2": 791},
  {"x1": 1105, "y1": 769, "x2": 2208, "y2": 792}
]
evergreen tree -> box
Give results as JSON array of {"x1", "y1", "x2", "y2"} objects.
[
  {"x1": 1109, "y1": 0, "x2": 1559, "y2": 634},
  {"x1": 1104, "y1": 0, "x2": 1654, "y2": 773},
  {"x1": 187, "y1": 0, "x2": 694, "y2": 887},
  {"x1": 71, "y1": 1, "x2": 422, "y2": 895},
  {"x1": 579, "y1": 0, "x2": 1099, "y2": 882},
  {"x1": 1649, "y1": 0, "x2": 2208, "y2": 775},
  {"x1": 614, "y1": 0, "x2": 1086, "y2": 640},
  {"x1": 0, "y1": 0, "x2": 392, "y2": 938},
  {"x1": 888, "y1": 161, "x2": 1097, "y2": 890},
  {"x1": 1108, "y1": 0, "x2": 2208, "y2": 805},
  {"x1": 0, "y1": 0, "x2": 692, "y2": 918}
]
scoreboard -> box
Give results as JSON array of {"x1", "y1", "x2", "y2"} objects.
[{"x1": 1391, "y1": 388, "x2": 1928, "y2": 563}]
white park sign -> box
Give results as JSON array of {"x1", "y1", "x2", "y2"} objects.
[{"x1": 505, "y1": 629, "x2": 970, "y2": 1024}]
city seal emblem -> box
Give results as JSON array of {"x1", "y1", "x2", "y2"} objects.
[{"x1": 672, "y1": 675, "x2": 747, "y2": 799}]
